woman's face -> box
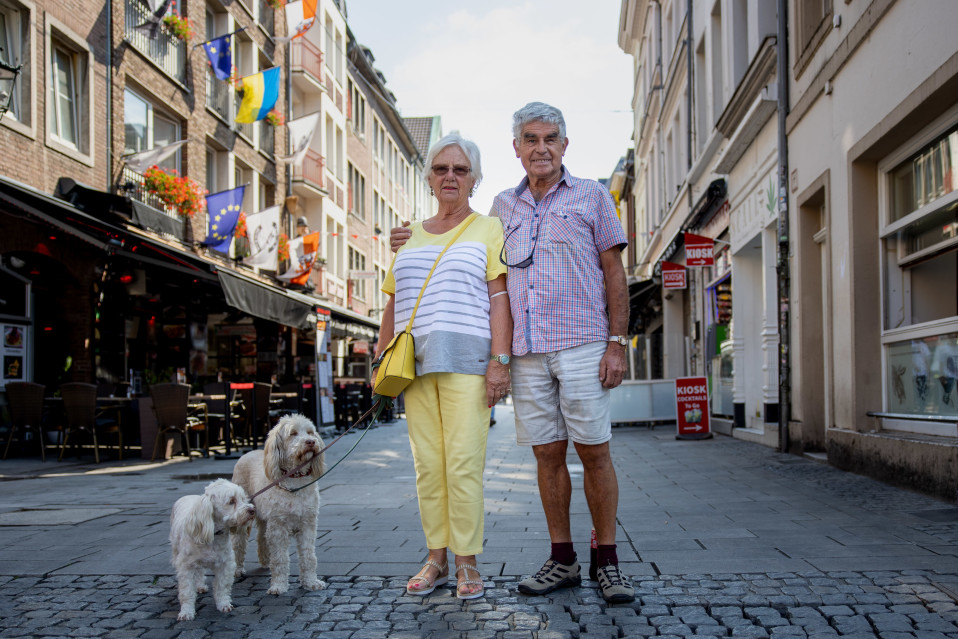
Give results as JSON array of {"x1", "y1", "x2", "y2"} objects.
[{"x1": 428, "y1": 145, "x2": 476, "y2": 207}]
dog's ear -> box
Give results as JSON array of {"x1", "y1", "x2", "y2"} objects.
[
  {"x1": 263, "y1": 423, "x2": 283, "y2": 481},
  {"x1": 185, "y1": 494, "x2": 215, "y2": 544},
  {"x1": 311, "y1": 435, "x2": 327, "y2": 477}
]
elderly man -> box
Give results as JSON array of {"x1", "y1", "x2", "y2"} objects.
[{"x1": 391, "y1": 102, "x2": 633, "y2": 603}]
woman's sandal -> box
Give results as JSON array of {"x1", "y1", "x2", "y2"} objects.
[
  {"x1": 455, "y1": 563, "x2": 485, "y2": 600},
  {"x1": 406, "y1": 559, "x2": 448, "y2": 596}
]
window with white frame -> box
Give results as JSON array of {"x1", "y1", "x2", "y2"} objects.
[
  {"x1": 124, "y1": 88, "x2": 180, "y2": 172},
  {"x1": 0, "y1": 0, "x2": 28, "y2": 124},
  {"x1": 348, "y1": 162, "x2": 365, "y2": 219},
  {"x1": 880, "y1": 119, "x2": 958, "y2": 428},
  {"x1": 348, "y1": 246, "x2": 365, "y2": 300},
  {"x1": 349, "y1": 81, "x2": 365, "y2": 137},
  {"x1": 46, "y1": 19, "x2": 91, "y2": 158}
]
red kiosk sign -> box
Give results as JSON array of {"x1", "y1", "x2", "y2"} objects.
[
  {"x1": 684, "y1": 233, "x2": 714, "y2": 267},
  {"x1": 661, "y1": 261, "x2": 687, "y2": 289},
  {"x1": 674, "y1": 376, "x2": 712, "y2": 440}
]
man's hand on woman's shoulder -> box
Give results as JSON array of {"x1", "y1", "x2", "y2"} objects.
[{"x1": 390, "y1": 221, "x2": 412, "y2": 253}]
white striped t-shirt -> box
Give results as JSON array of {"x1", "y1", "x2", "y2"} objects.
[{"x1": 382, "y1": 214, "x2": 507, "y2": 376}]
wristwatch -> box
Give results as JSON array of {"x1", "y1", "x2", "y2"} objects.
[
  {"x1": 491, "y1": 354, "x2": 511, "y2": 365},
  {"x1": 608, "y1": 336, "x2": 627, "y2": 346}
]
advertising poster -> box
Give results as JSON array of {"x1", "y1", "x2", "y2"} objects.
[
  {"x1": 1, "y1": 324, "x2": 28, "y2": 386},
  {"x1": 675, "y1": 376, "x2": 712, "y2": 440}
]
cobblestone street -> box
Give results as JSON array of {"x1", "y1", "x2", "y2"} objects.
[{"x1": 2, "y1": 405, "x2": 958, "y2": 637}]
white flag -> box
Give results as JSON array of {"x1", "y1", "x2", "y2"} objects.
[
  {"x1": 277, "y1": 233, "x2": 318, "y2": 282},
  {"x1": 279, "y1": 113, "x2": 320, "y2": 167},
  {"x1": 123, "y1": 139, "x2": 188, "y2": 173},
  {"x1": 276, "y1": 0, "x2": 316, "y2": 43},
  {"x1": 242, "y1": 206, "x2": 281, "y2": 271},
  {"x1": 134, "y1": 0, "x2": 173, "y2": 39}
]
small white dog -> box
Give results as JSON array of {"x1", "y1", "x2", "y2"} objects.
[
  {"x1": 232, "y1": 414, "x2": 327, "y2": 595},
  {"x1": 169, "y1": 478, "x2": 255, "y2": 621}
]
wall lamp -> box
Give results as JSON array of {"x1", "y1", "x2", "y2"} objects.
[{"x1": 0, "y1": 56, "x2": 22, "y2": 121}]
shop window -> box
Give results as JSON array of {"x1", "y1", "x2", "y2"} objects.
[{"x1": 880, "y1": 121, "x2": 958, "y2": 431}]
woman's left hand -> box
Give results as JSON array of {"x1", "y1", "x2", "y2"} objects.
[{"x1": 485, "y1": 361, "x2": 511, "y2": 408}]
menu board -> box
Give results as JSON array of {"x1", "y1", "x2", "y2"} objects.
[{"x1": 2, "y1": 324, "x2": 28, "y2": 386}]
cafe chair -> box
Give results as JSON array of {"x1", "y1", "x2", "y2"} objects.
[
  {"x1": 3, "y1": 382, "x2": 47, "y2": 461},
  {"x1": 58, "y1": 382, "x2": 123, "y2": 463},
  {"x1": 236, "y1": 382, "x2": 271, "y2": 448},
  {"x1": 150, "y1": 383, "x2": 207, "y2": 461},
  {"x1": 202, "y1": 382, "x2": 231, "y2": 447}
]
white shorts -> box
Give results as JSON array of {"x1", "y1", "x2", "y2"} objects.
[{"x1": 511, "y1": 341, "x2": 612, "y2": 446}]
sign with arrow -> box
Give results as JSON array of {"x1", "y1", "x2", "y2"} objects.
[{"x1": 674, "y1": 376, "x2": 713, "y2": 440}]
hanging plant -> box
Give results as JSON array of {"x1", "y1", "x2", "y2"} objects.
[
  {"x1": 162, "y1": 2, "x2": 195, "y2": 43},
  {"x1": 142, "y1": 166, "x2": 207, "y2": 218},
  {"x1": 265, "y1": 109, "x2": 285, "y2": 127},
  {"x1": 229, "y1": 66, "x2": 244, "y2": 93},
  {"x1": 235, "y1": 211, "x2": 248, "y2": 238},
  {"x1": 277, "y1": 233, "x2": 290, "y2": 261}
]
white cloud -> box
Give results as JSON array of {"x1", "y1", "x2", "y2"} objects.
[{"x1": 347, "y1": 1, "x2": 634, "y2": 214}]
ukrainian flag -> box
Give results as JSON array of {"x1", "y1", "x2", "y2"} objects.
[{"x1": 236, "y1": 67, "x2": 281, "y2": 123}]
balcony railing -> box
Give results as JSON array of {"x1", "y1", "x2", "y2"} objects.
[
  {"x1": 293, "y1": 149, "x2": 325, "y2": 190},
  {"x1": 234, "y1": 93, "x2": 254, "y2": 141},
  {"x1": 291, "y1": 39, "x2": 323, "y2": 85},
  {"x1": 206, "y1": 67, "x2": 230, "y2": 120},
  {"x1": 260, "y1": 119, "x2": 274, "y2": 155},
  {"x1": 120, "y1": 166, "x2": 178, "y2": 218},
  {"x1": 258, "y1": 0, "x2": 274, "y2": 35},
  {"x1": 124, "y1": 0, "x2": 187, "y2": 82}
]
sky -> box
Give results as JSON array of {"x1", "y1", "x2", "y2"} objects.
[{"x1": 345, "y1": 0, "x2": 635, "y2": 215}]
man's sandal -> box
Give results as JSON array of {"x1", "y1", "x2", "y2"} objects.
[
  {"x1": 455, "y1": 563, "x2": 484, "y2": 600},
  {"x1": 406, "y1": 559, "x2": 448, "y2": 596}
]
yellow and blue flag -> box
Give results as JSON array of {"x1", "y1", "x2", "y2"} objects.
[
  {"x1": 202, "y1": 34, "x2": 232, "y2": 81},
  {"x1": 203, "y1": 185, "x2": 246, "y2": 252},
  {"x1": 235, "y1": 67, "x2": 281, "y2": 123}
]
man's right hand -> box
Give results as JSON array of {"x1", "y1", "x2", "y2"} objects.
[{"x1": 390, "y1": 221, "x2": 412, "y2": 253}]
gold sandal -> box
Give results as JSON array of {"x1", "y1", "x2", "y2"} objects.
[
  {"x1": 406, "y1": 559, "x2": 448, "y2": 596},
  {"x1": 455, "y1": 563, "x2": 484, "y2": 600}
]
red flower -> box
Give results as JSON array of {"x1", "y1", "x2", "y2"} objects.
[
  {"x1": 277, "y1": 233, "x2": 290, "y2": 261},
  {"x1": 143, "y1": 166, "x2": 207, "y2": 218},
  {"x1": 235, "y1": 211, "x2": 248, "y2": 238}
]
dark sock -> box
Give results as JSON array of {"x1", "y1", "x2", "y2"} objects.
[
  {"x1": 596, "y1": 544, "x2": 618, "y2": 567},
  {"x1": 550, "y1": 542, "x2": 576, "y2": 565}
]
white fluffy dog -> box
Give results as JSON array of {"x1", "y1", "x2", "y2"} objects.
[
  {"x1": 169, "y1": 478, "x2": 255, "y2": 621},
  {"x1": 232, "y1": 414, "x2": 327, "y2": 595}
]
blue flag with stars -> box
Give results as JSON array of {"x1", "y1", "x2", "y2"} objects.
[
  {"x1": 202, "y1": 34, "x2": 232, "y2": 81},
  {"x1": 203, "y1": 185, "x2": 246, "y2": 252}
]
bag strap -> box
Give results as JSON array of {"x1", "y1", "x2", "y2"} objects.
[{"x1": 403, "y1": 213, "x2": 478, "y2": 332}]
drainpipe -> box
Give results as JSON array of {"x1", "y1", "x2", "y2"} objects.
[
  {"x1": 686, "y1": 1, "x2": 693, "y2": 173},
  {"x1": 776, "y1": 0, "x2": 791, "y2": 453},
  {"x1": 105, "y1": 0, "x2": 112, "y2": 191}
]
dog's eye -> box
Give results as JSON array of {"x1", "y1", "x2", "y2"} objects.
[
  {"x1": 228, "y1": 497, "x2": 235, "y2": 505},
  {"x1": 291, "y1": 430, "x2": 298, "y2": 436}
]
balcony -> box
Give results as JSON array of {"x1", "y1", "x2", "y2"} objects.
[
  {"x1": 259, "y1": 119, "x2": 274, "y2": 155},
  {"x1": 292, "y1": 149, "x2": 326, "y2": 197},
  {"x1": 258, "y1": 0, "x2": 274, "y2": 36},
  {"x1": 124, "y1": 0, "x2": 187, "y2": 83},
  {"x1": 290, "y1": 39, "x2": 324, "y2": 97},
  {"x1": 118, "y1": 166, "x2": 186, "y2": 240},
  {"x1": 206, "y1": 67, "x2": 230, "y2": 121},
  {"x1": 234, "y1": 92, "x2": 254, "y2": 142}
]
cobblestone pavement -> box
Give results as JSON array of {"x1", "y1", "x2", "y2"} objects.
[{"x1": 2, "y1": 405, "x2": 958, "y2": 637}]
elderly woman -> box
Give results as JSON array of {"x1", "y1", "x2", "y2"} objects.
[{"x1": 375, "y1": 132, "x2": 512, "y2": 600}]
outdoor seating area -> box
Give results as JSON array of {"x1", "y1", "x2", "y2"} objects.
[{"x1": 0, "y1": 380, "x2": 325, "y2": 463}]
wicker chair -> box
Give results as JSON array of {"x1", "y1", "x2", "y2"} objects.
[
  {"x1": 149, "y1": 383, "x2": 206, "y2": 461},
  {"x1": 58, "y1": 383, "x2": 123, "y2": 463},
  {"x1": 3, "y1": 382, "x2": 47, "y2": 461}
]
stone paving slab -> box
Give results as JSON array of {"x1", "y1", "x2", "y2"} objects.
[{"x1": 2, "y1": 405, "x2": 958, "y2": 635}]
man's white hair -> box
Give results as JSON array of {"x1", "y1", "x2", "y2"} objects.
[{"x1": 512, "y1": 102, "x2": 566, "y2": 141}]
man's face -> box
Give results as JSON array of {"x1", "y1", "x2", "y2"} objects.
[{"x1": 514, "y1": 121, "x2": 568, "y2": 184}]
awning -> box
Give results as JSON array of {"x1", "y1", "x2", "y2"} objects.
[{"x1": 218, "y1": 269, "x2": 314, "y2": 330}]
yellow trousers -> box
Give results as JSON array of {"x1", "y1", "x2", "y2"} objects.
[{"x1": 404, "y1": 372, "x2": 491, "y2": 556}]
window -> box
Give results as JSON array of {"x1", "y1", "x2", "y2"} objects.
[
  {"x1": 124, "y1": 88, "x2": 180, "y2": 172},
  {"x1": 0, "y1": 0, "x2": 28, "y2": 124},
  {"x1": 124, "y1": 0, "x2": 186, "y2": 82},
  {"x1": 880, "y1": 121, "x2": 958, "y2": 430},
  {"x1": 794, "y1": 0, "x2": 832, "y2": 74},
  {"x1": 348, "y1": 246, "x2": 365, "y2": 300},
  {"x1": 349, "y1": 81, "x2": 365, "y2": 138},
  {"x1": 205, "y1": 9, "x2": 229, "y2": 120},
  {"x1": 46, "y1": 16, "x2": 92, "y2": 160},
  {"x1": 348, "y1": 163, "x2": 365, "y2": 219}
]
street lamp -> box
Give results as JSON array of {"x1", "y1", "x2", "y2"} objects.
[{"x1": 0, "y1": 56, "x2": 21, "y2": 121}]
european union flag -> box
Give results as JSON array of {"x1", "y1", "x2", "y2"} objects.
[
  {"x1": 203, "y1": 185, "x2": 246, "y2": 253},
  {"x1": 202, "y1": 34, "x2": 232, "y2": 81}
]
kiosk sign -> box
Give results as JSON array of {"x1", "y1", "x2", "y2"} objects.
[
  {"x1": 674, "y1": 376, "x2": 712, "y2": 439},
  {"x1": 661, "y1": 261, "x2": 687, "y2": 289},
  {"x1": 684, "y1": 233, "x2": 714, "y2": 267}
]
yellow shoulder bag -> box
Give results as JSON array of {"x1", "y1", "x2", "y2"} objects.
[{"x1": 374, "y1": 213, "x2": 478, "y2": 397}]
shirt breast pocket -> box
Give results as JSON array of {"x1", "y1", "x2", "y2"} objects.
[{"x1": 546, "y1": 211, "x2": 583, "y2": 246}]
